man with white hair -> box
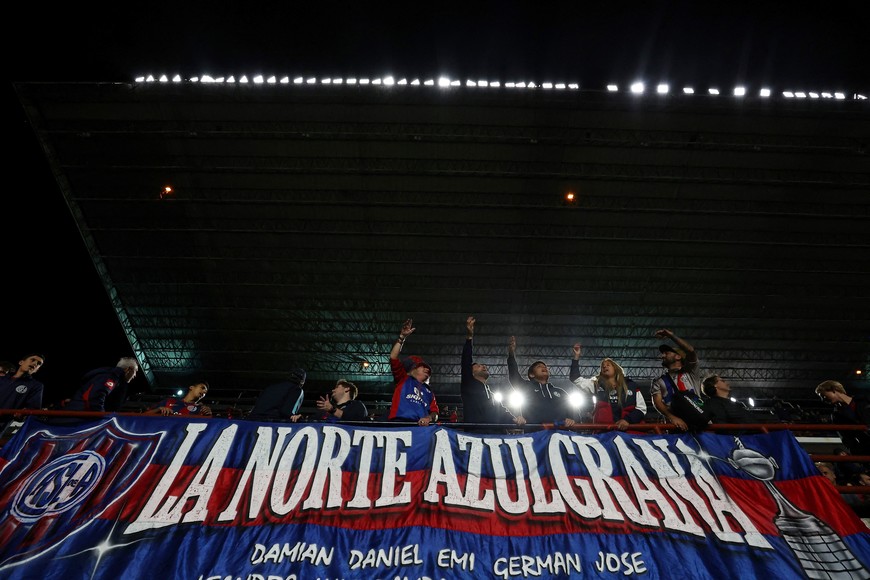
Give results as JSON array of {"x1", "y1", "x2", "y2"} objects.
[{"x1": 66, "y1": 357, "x2": 139, "y2": 412}]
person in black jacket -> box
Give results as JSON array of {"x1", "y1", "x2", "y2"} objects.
[
  {"x1": 816, "y1": 380, "x2": 870, "y2": 455},
  {"x1": 506, "y1": 336, "x2": 576, "y2": 427},
  {"x1": 460, "y1": 316, "x2": 524, "y2": 430},
  {"x1": 248, "y1": 368, "x2": 307, "y2": 422},
  {"x1": 701, "y1": 375, "x2": 754, "y2": 424},
  {"x1": 66, "y1": 357, "x2": 138, "y2": 412},
  {"x1": 316, "y1": 379, "x2": 368, "y2": 423}
]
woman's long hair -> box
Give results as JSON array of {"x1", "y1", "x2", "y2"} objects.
[{"x1": 596, "y1": 358, "x2": 628, "y2": 405}]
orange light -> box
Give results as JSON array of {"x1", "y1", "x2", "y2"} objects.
[
  {"x1": 858, "y1": 369, "x2": 864, "y2": 375},
  {"x1": 361, "y1": 361, "x2": 370, "y2": 369},
  {"x1": 566, "y1": 192, "x2": 575, "y2": 201},
  {"x1": 164, "y1": 186, "x2": 173, "y2": 194}
]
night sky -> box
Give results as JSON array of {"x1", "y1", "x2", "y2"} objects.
[{"x1": 6, "y1": 1, "x2": 868, "y2": 404}]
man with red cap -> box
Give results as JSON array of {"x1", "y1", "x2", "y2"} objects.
[{"x1": 387, "y1": 319, "x2": 439, "y2": 426}]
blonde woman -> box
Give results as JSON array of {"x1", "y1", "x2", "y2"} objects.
[{"x1": 569, "y1": 344, "x2": 646, "y2": 431}]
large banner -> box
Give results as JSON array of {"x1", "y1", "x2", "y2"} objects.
[{"x1": 1, "y1": 417, "x2": 868, "y2": 579}]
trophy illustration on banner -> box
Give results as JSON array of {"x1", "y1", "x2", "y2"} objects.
[{"x1": 727, "y1": 438, "x2": 869, "y2": 579}]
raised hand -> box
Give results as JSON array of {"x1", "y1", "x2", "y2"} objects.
[
  {"x1": 508, "y1": 335, "x2": 517, "y2": 354},
  {"x1": 572, "y1": 343, "x2": 582, "y2": 359},
  {"x1": 466, "y1": 316, "x2": 476, "y2": 337},
  {"x1": 654, "y1": 329, "x2": 674, "y2": 339},
  {"x1": 400, "y1": 319, "x2": 417, "y2": 338}
]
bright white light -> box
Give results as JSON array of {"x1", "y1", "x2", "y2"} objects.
[
  {"x1": 239, "y1": 76, "x2": 249, "y2": 83},
  {"x1": 466, "y1": 80, "x2": 477, "y2": 87},
  {"x1": 438, "y1": 77, "x2": 450, "y2": 87},
  {"x1": 266, "y1": 76, "x2": 276, "y2": 84},
  {"x1": 159, "y1": 75, "x2": 168, "y2": 82},
  {"x1": 730, "y1": 397, "x2": 737, "y2": 402},
  {"x1": 215, "y1": 77, "x2": 225, "y2": 83},
  {"x1": 748, "y1": 397, "x2": 756, "y2": 407},
  {"x1": 657, "y1": 83, "x2": 669, "y2": 94},
  {"x1": 360, "y1": 78, "x2": 370, "y2": 85},
  {"x1": 279, "y1": 76, "x2": 289, "y2": 84},
  {"x1": 347, "y1": 78, "x2": 357, "y2": 85},
  {"x1": 834, "y1": 92, "x2": 845, "y2": 99},
  {"x1": 542, "y1": 82, "x2": 553, "y2": 89},
  {"x1": 493, "y1": 391, "x2": 504, "y2": 403},
  {"x1": 809, "y1": 92, "x2": 820, "y2": 98},
  {"x1": 478, "y1": 80, "x2": 489, "y2": 87},
  {"x1": 226, "y1": 76, "x2": 236, "y2": 83},
  {"x1": 189, "y1": 77, "x2": 199, "y2": 82},
  {"x1": 293, "y1": 77, "x2": 303, "y2": 84},
  {"x1": 145, "y1": 75, "x2": 155, "y2": 82},
  {"x1": 176, "y1": 389, "x2": 184, "y2": 396},
  {"x1": 253, "y1": 75, "x2": 264, "y2": 84},
  {"x1": 783, "y1": 91, "x2": 794, "y2": 98},
  {"x1": 507, "y1": 390, "x2": 525, "y2": 410},
  {"x1": 490, "y1": 81, "x2": 501, "y2": 87},
  {"x1": 322, "y1": 78, "x2": 332, "y2": 84},
  {"x1": 332, "y1": 78, "x2": 343, "y2": 84},
  {"x1": 630, "y1": 82, "x2": 644, "y2": 94},
  {"x1": 383, "y1": 76, "x2": 395, "y2": 85},
  {"x1": 568, "y1": 83, "x2": 579, "y2": 89},
  {"x1": 135, "y1": 76, "x2": 145, "y2": 82},
  {"x1": 760, "y1": 88, "x2": 771, "y2": 97},
  {"x1": 201, "y1": 75, "x2": 215, "y2": 83},
  {"x1": 858, "y1": 94, "x2": 868, "y2": 100},
  {"x1": 555, "y1": 83, "x2": 565, "y2": 89},
  {"x1": 411, "y1": 79, "x2": 420, "y2": 85},
  {"x1": 528, "y1": 82, "x2": 537, "y2": 88},
  {"x1": 397, "y1": 78, "x2": 407, "y2": 85},
  {"x1": 450, "y1": 80, "x2": 460, "y2": 86},
  {"x1": 607, "y1": 84, "x2": 618, "y2": 92},
  {"x1": 683, "y1": 87, "x2": 694, "y2": 94},
  {"x1": 734, "y1": 86, "x2": 746, "y2": 96},
  {"x1": 516, "y1": 82, "x2": 527, "y2": 88},
  {"x1": 173, "y1": 75, "x2": 182, "y2": 82},
  {"x1": 795, "y1": 91, "x2": 807, "y2": 98},
  {"x1": 505, "y1": 82, "x2": 516, "y2": 88},
  {"x1": 306, "y1": 77, "x2": 316, "y2": 84},
  {"x1": 708, "y1": 88, "x2": 720, "y2": 95},
  {"x1": 372, "y1": 78, "x2": 382, "y2": 85},
  {"x1": 424, "y1": 79, "x2": 434, "y2": 86},
  {"x1": 821, "y1": 92, "x2": 832, "y2": 98},
  {"x1": 568, "y1": 391, "x2": 585, "y2": 409}
]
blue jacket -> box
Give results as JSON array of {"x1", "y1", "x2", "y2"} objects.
[
  {"x1": 0, "y1": 375, "x2": 44, "y2": 409},
  {"x1": 66, "y1": 367, "x2": 127, "y2": 412}
]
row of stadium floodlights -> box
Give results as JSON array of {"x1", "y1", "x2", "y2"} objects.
[{"x1": 135, "y1": 74, "x2": 866, "y2": 100}]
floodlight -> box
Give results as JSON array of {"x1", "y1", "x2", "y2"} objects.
[
  {"x1": 568, "y1": 391, "x2": 585, "y2": 409},
  {"x1": 607, "y1": 84, "x2": 618, "y2": 91},
  {"x1": 734, "y1": 86, "x2": 746, "y2": 96},
  {"x1": 146, "y1": 75, "x2": 155, "y2": 82},
  {"x1": 630, "y1": 82, "x2": 644, "y2": 94},
  {"x1": 279, "y1": 77, "x2": 289, "y2": 84},
  {"x1": 215, "y1": 77, "x2": 225, "y2": 83},
  {"x1": 809, "y1": 92, "x2": 819, "y2": 99},
  {"x1": 135, "y1": 76, "x2": 145, "y2": 82},
  {"x1": 226, "y1": 76, "x2": 236, "y2": 83},
  {"x1": 490, "y1": 81, "x2": 500, "y2": 87},
  {"x1": 423, "y1": 79, "x2": 434, "y2": 86},
  {"x1": 683, "y1": 87, "x2": 694, "y2": 94},
  {"x1": 189, "y1": 77, "x2": 199, "y2": 82},
  {"x1": 507, "y1": 390, "x2": 525, "y2": 410},
  {"x1": 748, "y1": 397, "x2": 756, "y2": 407},
  {"x1": 516, "y1": 82, "x2": 527, "y2": 88},
  {"x1": 360, "y1": 78, "x2": 370, "y2": 85},
  {"x1": 466, "y1": 80, "x2": 476, "y2": 86},
  {"x1": 201, "y1": 75, "x2": 215, "y2": 83},
  {"x1": 239, "y1": 76, "x2": 249, "y2": 83},
  {"x1": 505, "y1": 82, "x2": 515, "y2": 88},
  {"x1": 795, "y1": 92, "x2": 806, "y2": 98},
  {"x1": 708, "y1": 88, "x2": 720, "y2": 95},
  {"x1": 176, "y1": 389, "x2": 184, "y2": 396},
  {"x1": 450, "y1": 80, "x2": 460, "y2": 86},
  {"x1": 542, "y1": 82, "x2": 553, "y2": 89},
  {"x1": 383, "y1": 76, "x2": 395, "y2": 85},
  {"x1": 322, "y1": 78, "x2": 332, "y2": 84},
  {"x1": 397, "y1": 78, "x2": 407, "y2": 85},
  {"x1": 760, "y1": 88, "x2": 771, "y2": 97},
  {"x1": 834, "y1": 92, "x2": 845, "y2": 99},
  {"x1": 783, "y1": 91, "x2": 794, "y2": 98},
  {"x1": 267, "y1": 76, "x2": 276, "y2": 84},
  {"x1": 333, "y1": 78, "x2": 343, "y2": 84},
  {"x1": 478, "y1": 80, "x2": 488, "y2": 87},
  {"x1": 253, "y1": 75, "x2": 264, "y2": 83},
  {"x1": 821, "y1": 92, "x2": 832, "y2": 98},
  {"x1": 347, "y1": 78, "x2": 357, "y2": 84},
  {"x1": 306, "y1": 77, "x2": 316, "y2": 84},
  {"x1": 159, "y1": 75, "x2": 168, "y2": 82},
  {"x1": 567, "y1": 83, "x2": 579, "y2": 89},
  {"x1": 293, "y1": 77, "x2": 303, "y2": 84},
  {"x1": 657, "y1": 83, "x2": 669, "y2": 94},
  {"x1": 555, "y1": 83, "x2": 565, "y2": 89},
  {"x1": 438, "y1": 77, "x2": 450, "y2": 87}
]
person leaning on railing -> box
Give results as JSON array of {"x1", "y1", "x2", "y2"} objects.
[{"x1": 815, "y1": 380, "x2": 870, "y2": 455}]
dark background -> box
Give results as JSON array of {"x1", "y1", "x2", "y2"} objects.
[{"x1": 6, "y1": 1, "x2": 868, "y2": 404}]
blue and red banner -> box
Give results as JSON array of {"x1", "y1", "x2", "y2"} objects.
[{"x1": 1, "y1": 416, "x2": 868, "y2": 579}]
